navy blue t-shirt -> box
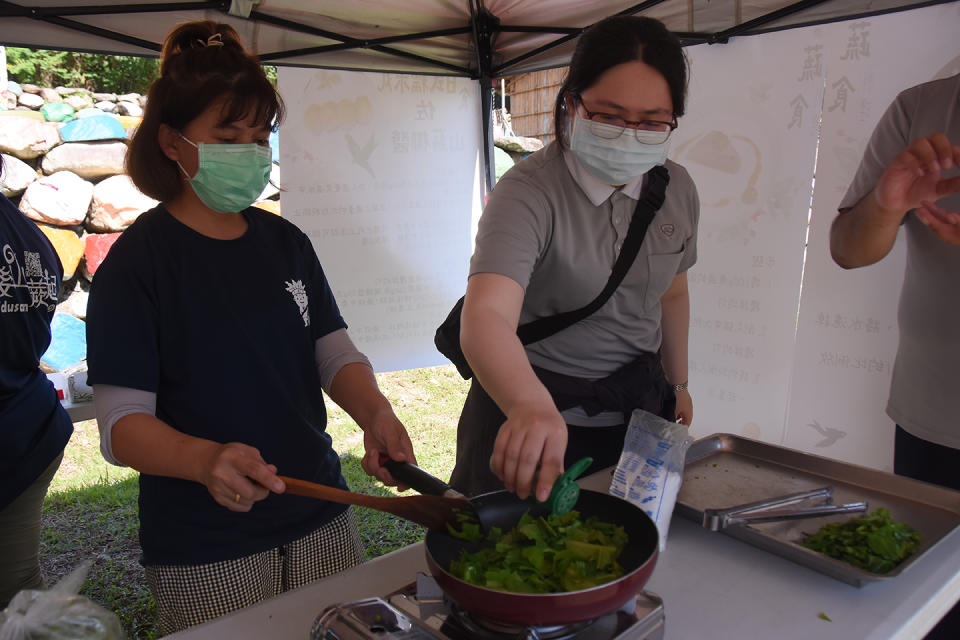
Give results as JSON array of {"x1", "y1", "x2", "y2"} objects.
[
  {"x1": 0, "y1": 193, "x2": 72, "y2": 510},
  {"x1": 86, "y1": 206, "x2": 350, "y2": 565}
]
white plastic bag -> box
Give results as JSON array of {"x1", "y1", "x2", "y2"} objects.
[
  {"x1": 0, "y1": 561, "x2": 125, "y2": 640},
  {"x1": 609, "y1": 409, "x2": 693, "y2": 552}
]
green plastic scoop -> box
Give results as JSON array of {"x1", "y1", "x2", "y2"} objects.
[{"x1": 545, "y1": 456, "x2": 593, "y2": 515}]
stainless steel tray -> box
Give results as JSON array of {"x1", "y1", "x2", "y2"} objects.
[{"x1": 676, "y1": 433, "x2": 960, "y2": 586}]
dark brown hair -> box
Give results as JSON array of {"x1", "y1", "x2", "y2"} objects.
[
  {"x1": 553, "y1": 16, "x2": 688, "y2": 147},
  {"x1": 126, "y1": 20, "x2": 284, "y2": 202}
]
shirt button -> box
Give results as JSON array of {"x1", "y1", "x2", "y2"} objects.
[
  {"x1": 614, "y1": 216, "x2": 622, "y2": 224},
  {"x1": 616, "y1": 242, "x2": 623, "y2": 252}
]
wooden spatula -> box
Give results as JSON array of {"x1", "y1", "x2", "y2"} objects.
[{"x1": 278, "y1": 475, "x2": 474, "y2": 531}]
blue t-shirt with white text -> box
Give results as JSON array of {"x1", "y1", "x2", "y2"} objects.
[{"x1": 86, "y1": 206, "x2": 350, "y2": 565}]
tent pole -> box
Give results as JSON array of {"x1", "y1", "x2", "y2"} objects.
[
  {"x1": 480, "y1": 76, "x2": 495, "y2": 193},
  {"x1": 471, "y1": 0, "x2": 500, "y2": 194}
]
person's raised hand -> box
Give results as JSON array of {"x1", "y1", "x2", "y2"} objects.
[{"x1": 874, "y1": 133, "x2": 960, "y2": 216}]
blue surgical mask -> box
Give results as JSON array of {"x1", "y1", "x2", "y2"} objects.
[
  {"x1": 177, "y1": 134, "x2": 272, "y2": 213},
  {"x1": 569, "y1": 115, "x2": 669, "y2": 185}
]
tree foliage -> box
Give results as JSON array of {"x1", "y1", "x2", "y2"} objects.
[
  {"x1": 6, "y1": 47, "x2": 160, "y2": 94},
  {"x1": 6, "y1": 47, "x2": 279, "y2": 93}
]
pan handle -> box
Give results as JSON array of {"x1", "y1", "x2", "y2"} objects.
[{"x1": 384, "y1": 460, "x2": 466, "y2": 499}]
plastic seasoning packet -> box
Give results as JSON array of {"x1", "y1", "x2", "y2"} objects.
[
  {"x1": 0, "y1": 561, "x2": 125, "y2": 640},
  {"x1": 609, "y1": 408, "x2": 694, "y2": 552}
]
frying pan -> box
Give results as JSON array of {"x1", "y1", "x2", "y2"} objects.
[{"x1": 386, "y1": 462, "x2": 659, "y2": 626}]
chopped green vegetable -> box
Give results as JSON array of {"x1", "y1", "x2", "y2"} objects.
[
  {"x1": 801, "y1": 507, "x2": 921, "y2": 574},
  {"x1": 818, "y1": 612, "x2": 832, "y2": 622},
  {"x1": 447, "y1": 510, "x2": 628, "y2": 594}
]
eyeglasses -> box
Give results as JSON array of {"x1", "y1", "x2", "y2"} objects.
[{"x1": 576, "y1": 97, "x2": 677, "y2": 145}]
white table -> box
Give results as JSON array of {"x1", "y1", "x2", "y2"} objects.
[{"x1": 167, "y1": 470, "x2": 960, "y2": 639}]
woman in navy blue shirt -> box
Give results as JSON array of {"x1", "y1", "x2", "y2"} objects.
[
  {"x1": 0, "y1": 157, "x2": 73, "y2": 607},
  {"x1": 85, "y1": 21, "x2": 418, "y2": 635}
]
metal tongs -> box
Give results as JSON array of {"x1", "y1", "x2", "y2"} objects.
[{"x1": 702, "y1": 486, "x2": 867, "y2": 531}]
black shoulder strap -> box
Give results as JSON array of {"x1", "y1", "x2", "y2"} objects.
[{"x1": 516, "y1": 165, "x2": 670, "y2": 345}]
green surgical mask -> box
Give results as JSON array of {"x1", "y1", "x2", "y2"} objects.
[{"x1": 177, "y1": 133, "x2": 272, "y2": 213}]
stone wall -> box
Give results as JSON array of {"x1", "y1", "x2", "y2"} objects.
[{"x1": 1, "y1": 80, "x2": 281, "y2": 371}]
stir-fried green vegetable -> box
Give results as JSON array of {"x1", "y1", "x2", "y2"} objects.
[
  {"x1": 447, "y1": 510, "x2": 628, "y2": 593},
  {"x1": 801, "y1": 507, "x2": 921, "y2": 574}
]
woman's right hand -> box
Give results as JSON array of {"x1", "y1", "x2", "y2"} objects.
[
  {"x1": 491, "y1": 404, "x2": 568, "y2": 502},
  {"x1": 198, "y1": 442, "x2": 285, "y2": 512}
]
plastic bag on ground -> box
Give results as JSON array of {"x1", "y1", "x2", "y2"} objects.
[
  {"x1": 0, "y1": 561, "x2": 125, "y2": 640},
  {"x1": 609, "y1": 409, "x2": 694, "y2": 552}
]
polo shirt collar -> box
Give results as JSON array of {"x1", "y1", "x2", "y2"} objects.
[{"x1": 561, "y1": 146, "x2": 647, "y2": 205}]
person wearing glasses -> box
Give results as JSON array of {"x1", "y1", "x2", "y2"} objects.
[
  {"x1": 85, "y1": 21, "x2": 417, "y2": 634},
  {"x1": 449, "y1": 15, "x2": 698, "y2": 500}
]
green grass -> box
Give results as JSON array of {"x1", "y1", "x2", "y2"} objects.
[{"x1": 38, "y1": 365, "x2": 469, "y2": 639}]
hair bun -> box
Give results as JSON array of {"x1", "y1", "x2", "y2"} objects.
[{"x1": 161, "y1": 21, "x2": 246, "y2": 69}]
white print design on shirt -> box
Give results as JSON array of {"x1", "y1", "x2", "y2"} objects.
[
  {"x1": 0, "y1": 243, "x2": 58, "y2": 314},
  {"x1": 284, "y1": 279, "x2": 310, "y2": 327}
]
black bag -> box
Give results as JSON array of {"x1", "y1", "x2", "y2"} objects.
[{"x1": 436, "y1": 165, "x2": 670, "y2": 380}]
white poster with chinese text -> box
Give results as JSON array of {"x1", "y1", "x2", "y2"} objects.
[
  {"x1": 278, "y1": 69, "x2": 484, "y2": 371},
  {"x1": 676, "y1": 29, "x2": 823, "y2": 443}
]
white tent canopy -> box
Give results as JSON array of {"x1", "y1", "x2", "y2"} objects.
[
  {"x1": 0, "y1": 0, "x2": 950, "y2": 77},
  {"x1": 3, "y1": 0, "x2": 949, "y2": 189}
]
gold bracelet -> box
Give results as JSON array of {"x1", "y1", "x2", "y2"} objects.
[{"x1": 672, "y1": 380, "x2": 688, "y2": 392}]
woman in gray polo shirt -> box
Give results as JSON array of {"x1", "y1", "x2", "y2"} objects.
[{"x1": 449, "y1": 16, "x2": 699, "y2": 501}]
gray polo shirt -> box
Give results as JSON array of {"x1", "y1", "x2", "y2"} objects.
[
  {"x1": 838, "y1": 73, "x2": 960, "y2": 449},
  {"x1": 471, "y1": 141, "x2": 699, "y2": 386}
]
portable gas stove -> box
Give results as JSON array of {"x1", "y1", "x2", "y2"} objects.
[{"x1": 310, "y1": 573, "x2": 664, "y2": 640}]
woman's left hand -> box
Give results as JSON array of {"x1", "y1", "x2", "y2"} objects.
[
  {"x1": 360, "y1": 410, "x2": 418, "y2": 488},
  {"x1": 675, "y1": 389, "x2": 693, "y2": 426}
]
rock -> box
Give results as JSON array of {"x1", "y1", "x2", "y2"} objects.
[
  {"x1": 20, "y1": 83, "x2": 41, "y2": 95},
  {"x1": 92, "y1": 92, "x2": 117, "y2": 102},
  {"x1": 0, "y1": 153, "x2": 39, "y2": 196},
  {"x1": 6, "y1": 81, "x2": 23, "y2": 96},
  {"x1": 58, "y1": 282, "x2": 90, "y2": 320},
  {"x1": 1, "y1": 90, "x2": 16, "y2": 110},
  {"x1": 87, "y1": 175, "x2": 157, "y2": 232},
  {"x1": 19, "y1": 171, "x2": 94, "y2": 226},
  {"x1": 64, "y1": 95, "x2": 94, "y2": 111},
  {"x1": 59, "y1": 114, "x2": 127, "y2": 142},
  {"x1": 56, "y1": 86, "x2": 89, "y2": 96},
  {"x1": 40, "y1": 312, "x2": 87, "y2": 371},
  {"x1": 18, "y1": 93, "x2": 45, "y2": 109},
  {"x1": 37, "y1": 223, "x2": 84, "y2": 280},
  {"x1": 40, "y1": 102, "x2": 76, "y2": 123},
  {"x1": 42, "y1": 141, "x2": 127, "y2": 180},
  {"x1": 117, "y1": 93, "x2": 141, "y2": 103},
  {"x1": 0, "y1": 116, "x2": 61, "y2": 159},
  {"x1": 75, "y1": 107, "x2": 104, "y2": 118},
  {"x1": 116, "y1": 101, "x2": 143, "y2": 117},
  {"x1": 93, "y1": 101, "x2": 117, "y2": 113},
  {"x1": 494, "y1": 135, "x2": 543, "y2": 154},
  {"x1": 83, "y1": 232, "x2": 121, "y2": 279},
  {"x1": 39, "y1": 88, "x2": 61, "y2": 102}
]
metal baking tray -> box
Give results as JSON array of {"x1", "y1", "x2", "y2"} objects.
[{"x1": 676, "y1": 433, "x2": 960, "y2": 586}]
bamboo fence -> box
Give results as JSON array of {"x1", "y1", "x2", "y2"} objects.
[{"x1": 505, "y1": 67, "x2": 567, "y2": 145}]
